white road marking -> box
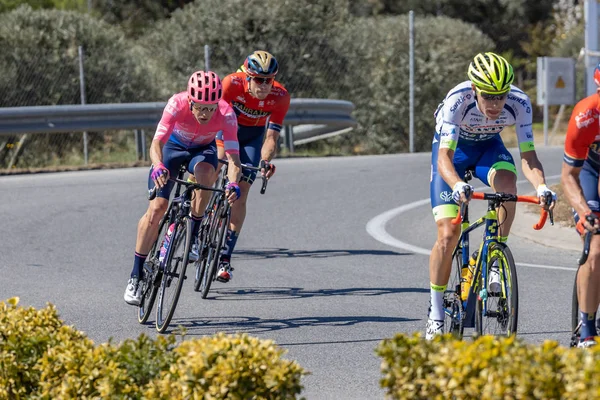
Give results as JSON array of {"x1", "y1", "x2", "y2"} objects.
[{"x1": 365, "y1": 175, "x2": 575, "y2": 270}]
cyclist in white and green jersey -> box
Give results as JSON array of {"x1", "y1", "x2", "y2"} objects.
[{"x1": 426, "y1": 52, "x2": 556, "y2": 339}]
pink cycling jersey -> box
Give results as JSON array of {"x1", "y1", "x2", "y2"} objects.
[{"x1": 153, "y1": 92, "x2": 239, "y2": 154}]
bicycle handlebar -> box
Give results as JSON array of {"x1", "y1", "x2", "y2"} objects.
[
  {"x1": 148, "y1": 160, "x2": 271, "y2": 201},
  {"x1": 217, "y1": 159, "x2": 269, "y2": 195},
  {"x1": 148, "y1": 177, "x2": 224, "y2": 201},
  {"x1": 578, "y1": 215, "x2": 597, "y2": 265},
  {"x1": 451, "y1": 191, "x2": 550, "y2": 230}
]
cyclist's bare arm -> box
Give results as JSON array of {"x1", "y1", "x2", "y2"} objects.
[
  {"x1": 437, "y1": 148, "x2": 463, "y2": 189},
  {"x1": 561, "y1": 162, "x2": 595, "y2": 230},
  {"x1": 149, "y1": 139, "x2": 165, "y2": 167},
  {"x1": 261, "y1": 128, "x2": 280, "y2": 163},
  {"x1": 149, "y1": 139, "x2": 168, "y2": 188},
  {"x1": 226, "y1": 152, "x2": 242, "y2": 184},
  {"x1": 520, "y1": 151, "x2": 547, "y2": 191}
]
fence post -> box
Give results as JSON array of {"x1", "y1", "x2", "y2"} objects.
[
  {"x1": 141, "y1": 129, "x2": 148, "y2": 161},
  {"x1": 78, "y1": 46, "x2": 88, "y2": 165},
  {"x1": 284, "y1": 125, "x2": 295, "y2": 153},
  {"x1": 204, "y1": 45, "x2": 211, "y2": 71},
  {"x1": 135, "y1": 130, "x2": 142, "y2": 160},
  {"x1": 409, "y1": 10, "x2": 415, "y2": 153}
]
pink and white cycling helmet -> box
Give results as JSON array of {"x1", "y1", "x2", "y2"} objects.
[{"x1": 187, "y1": 70, "x2": 222, "y2": 104}]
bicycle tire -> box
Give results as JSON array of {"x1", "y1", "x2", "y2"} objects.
[
  {"x1": 444, "y1": 248, "x2": 464, "y2": 339},
  {"x1": 137, "y1": 213, "x2": 169, "y2": 324},
  {"x1": 570, "y1": 265, "x2": 600, "y2": 346},
  {"x1": 475, "y1": 242, "x2": 518, "y2": 337},
  {"x1": 199, "y1": 198, "x2": 230, "y2": 299},
  {"x1": 571, "y1": 267, "x2": 581, "y2": 346},
  {"x1": 194, "y1": 192, "x2": 218, "y2": 292},
  {"x1": 155, "y1": 218, "x2": 192, "y2": 333}
]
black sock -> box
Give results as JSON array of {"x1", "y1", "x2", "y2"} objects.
[{"x1": 131, "y1": 252, "x2": 148, "y2": 279}]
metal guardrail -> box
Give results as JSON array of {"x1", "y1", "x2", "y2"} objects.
[{"x1": 0, "y1": 99, "x2": 357, "y2": 145}]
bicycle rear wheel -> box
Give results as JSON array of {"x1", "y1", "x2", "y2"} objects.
[
  {"x1": 570, "y1": 265, "x2": 600, "y2": 346},
  {"x1": 199, "y1": 198, "x2": 229, "y2": 299},
  {"x1": 194, "y1": 193, "x2": 218, "y2": 292},
  {"x1": 444, "y1": 248, "x2": 464, "y2": 339},
  {"x1": 571, "y1": 267, "x2": 581, "y2": 346},
  {"x1": 155, "y1": 218, "x2": 192, "y2": 333},
  {"x1": 475, "y1": 242, "x2": 518, "y2": 336},
  {"x1": 138, "y1": 212, "x2": 169, "y2": 324}
]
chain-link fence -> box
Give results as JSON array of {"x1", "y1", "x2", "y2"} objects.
[
  {"x1": 1, "y1": 2, "x2": 573, "y2": 173},
  {"x1": 0, "y1": 40, "x2": 358, "y2": 172},
  {"x1": 0, "y1": 45, "x2": 170, "y2": 171}
]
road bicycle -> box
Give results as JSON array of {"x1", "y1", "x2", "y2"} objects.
[
  {"x1": 443, "y1": 170, "x2": 552, "y2": 339},
  {"x1": 570, "y1": 215, "x2": 599, "y2": 347},
  {"x1": 137, "y1": 165, "x2": 224, "y2": 333},
  {"x1": 193, "y1": 159, "x2": 268, "y2": 298}
]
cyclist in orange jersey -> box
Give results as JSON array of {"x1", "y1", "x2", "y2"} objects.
[
  {"x1": 561, "y1": 63, "x2": 600, "y2": 348},
  {"x1": 202, "y1": 50, "x2": 290, "y2": 282}
]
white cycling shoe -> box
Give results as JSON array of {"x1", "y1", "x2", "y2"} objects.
[
  {"x1": 124, "y1": 278, "x2": 142, "y2": 306},
  {"x1": 425, "y1": 318, "x2": 444, "y2": 340}
]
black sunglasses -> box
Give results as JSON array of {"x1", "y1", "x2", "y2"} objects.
[{"x1": 252, "y1": 77, "x2": 274, "y2": 85}]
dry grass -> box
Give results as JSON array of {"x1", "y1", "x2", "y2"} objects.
[
  {"x1": 0, "y1": 160, "x2": 151, "y2": 176},
  {"x1": 500, "y1": 121, "x2": 568, "y2": 148},
  {"x1": 524, "y1": 183, "x2": 574, "y2": 228}
]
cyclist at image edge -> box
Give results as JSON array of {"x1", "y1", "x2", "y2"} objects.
[
  {"x1": 212, "y1": 50, "x2": 290, "y2": 283},
  {"x1": 561, "y1": 63, "x2": 600, "y2": 348},
  {"x1": 427, "y1": 52, "x2": 556, "y2": 339},
  {"x1": 124, "y1": 70, "x2": 242, "y2": 306}
]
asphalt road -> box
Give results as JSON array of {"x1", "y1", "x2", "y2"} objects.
[{"x1": 0, "y1": 146, "x2": 579, "y2": 399}]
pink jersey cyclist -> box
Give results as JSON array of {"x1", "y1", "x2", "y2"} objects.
[
  {"x1": 154, "y1": 92, "x2": 239, "y2": 154},
  {"x1": 125, "y1": 71, "x2": 244, "y2": 308},
  {"x1": 148, "y1": 92, "x2": 240, "y2": 200}
]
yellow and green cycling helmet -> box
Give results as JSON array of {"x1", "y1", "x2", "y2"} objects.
[{"x1": 468, "y1": 52, "x2": 514, "y2": 95}]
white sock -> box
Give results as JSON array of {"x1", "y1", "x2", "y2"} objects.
[{"x1": 429, "y1": 283, "x2": 446, "y2": 321}]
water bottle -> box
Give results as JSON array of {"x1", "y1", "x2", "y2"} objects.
[
  {"x1": 460, "y1": 250, "x2": 478, "y2": 301},
  {"x1": 158, "y1": 223, "x2": 175, "y2": 263}
]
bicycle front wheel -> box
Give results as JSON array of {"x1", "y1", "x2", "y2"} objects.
[
  {"x1": 444, "y1": 248, "x2": 464, "y2": 339},
  {"x1": 475, "y1": 242, "x2": 518, "y2": 336},
  {"x1": 138, "y1": 212, "x2": 169, "y2": 324},
  {"x1": 199, "y1": 200, "x2": 230, "y2": 299},
  {"x1": 156, "y1": 218, "x2": 192, "y2": 333}
]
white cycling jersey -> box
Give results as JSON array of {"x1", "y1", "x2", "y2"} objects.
[{"x1": 434, "y1": 81, "x2": 535, "y2": 153}]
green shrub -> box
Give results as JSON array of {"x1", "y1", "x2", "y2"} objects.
[
  {"x1": 0, "y1": 297, "x2": 88, "y2": 399},
  {"x1": 0, "y1": 298, "x2": 307, "y2": 399},
  {"x1": 376, "y1": 333, "x2": 600, "y2": 400},
  {"x1": 144, "y1": 332, "x2": 307, "y2": 400}
]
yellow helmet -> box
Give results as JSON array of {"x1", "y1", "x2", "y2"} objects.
[{"x1": 467, "y1": 52, "x2": 514, "y2": 95}]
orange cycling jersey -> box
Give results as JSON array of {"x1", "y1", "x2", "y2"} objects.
[
  {"x1": 564, "y1": 94, "x2": 600, "y2": 169},
  {"x1": 221, "y1": 72, "x2": 291, "y2": 132}
]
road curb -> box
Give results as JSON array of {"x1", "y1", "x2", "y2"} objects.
[{"x1": 510, "y1": 202, "x2": 581, "y2": 252}]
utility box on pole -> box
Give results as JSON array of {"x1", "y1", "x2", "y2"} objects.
[{"x1": 536, "y1": 57, "x2": 576, "y2": 145}]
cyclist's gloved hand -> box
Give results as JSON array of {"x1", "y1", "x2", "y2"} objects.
[
  {"x1": 452, "y1": 181, "x2": 473, "y2": 204},
  {"x1": 536, "y1": 184, "x2": 557, "y2": 210},
  {"x1": 579, "y1": 211, "x2": 600, "y2": 234},
  {"x1": 259, "y1": 159, "x2": 276, "y2": 179},
  {"x1": 151, "y1": 162, "x2": 169, "y2": 188},
  {"x1": 225, "y1": 182, "x2": 241, "y2": 203}
]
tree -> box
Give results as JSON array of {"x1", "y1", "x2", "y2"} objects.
[
  {"x1": 139, "y1": 0, "x2": 353, "y2": 97},
  {"x1": 326, "y1": 15, "x2": 495, "y2": 154},
  {"x1": 0, "y1": 0, "x2": 86, "y2": 13},
  {"x1": 92, "y1": 0, "x2": 195, "y2": 37},
  {"x1": 0, "y1": 5, "x2": 170, "y2": 166}
]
